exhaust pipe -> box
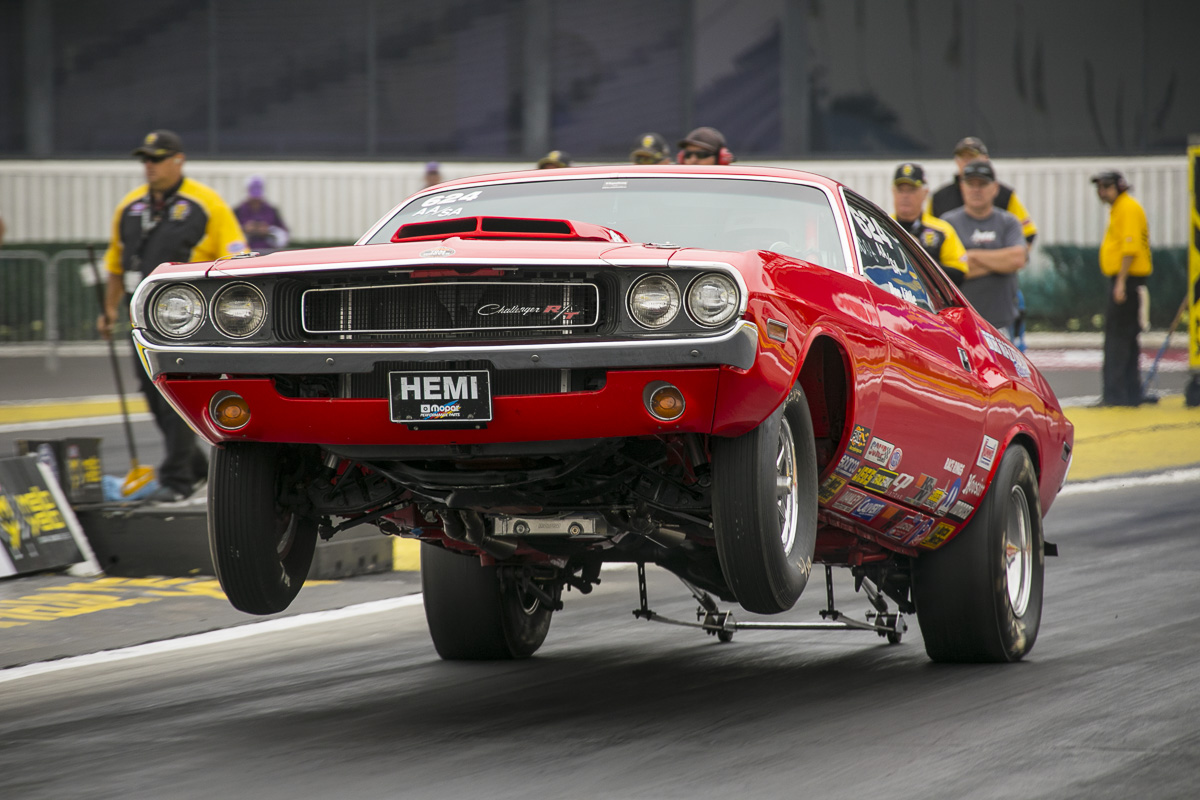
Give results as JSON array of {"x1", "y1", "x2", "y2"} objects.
[{"x1": 439, "y1": 510, "x2": 517, "y2": 560}]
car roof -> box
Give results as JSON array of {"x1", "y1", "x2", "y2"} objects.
[{"x1": 426, "y1": 163, "x2": 846, "y2": 193}]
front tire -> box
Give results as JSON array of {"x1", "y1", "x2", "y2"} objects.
[
  {"x1": 712, "y1": 384, "x2": 819, "y2": 614},
  {"x1": 208, "y1": 442, "x2": 317, "y2": 615},
  {"x1": 913, "y1": 443, "x2": 1045, "y2": 663},
  {"x1": 421, "y1": 543, "x2": 553, "y2": 660}
]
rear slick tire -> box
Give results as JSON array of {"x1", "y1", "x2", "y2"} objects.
[
  {"x1": 208, "y1": 442, "x2": 317, "y2": 615},
  {"x1": 711, "y1": 384, "x2": 819, "y2": 614},
  {"x1": 913, "y1": 443, "x2": 1045, "y2": 663},
  {"x1": 421, "y1": 543, "x2": 552, "y2": 660}
]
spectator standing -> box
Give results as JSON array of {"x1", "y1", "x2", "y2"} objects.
[
  {"x1": 941, "y1": 160, "x2": 1027, "y2": 337},
  {"x1": 424, "y1": 161, "x2": 443, "y2": 187},
  {"x1": 889, "y1": 162, "x2": 967, "y2": 286},
  {"x1": 234, "y1": 175, "x2": 289, "y2": 253},
  {"x1": 1093, "y1": 170, "x2": 1154, "y2": 406},
  {"x1": 631, "y1": 132, "x2": 671, "y2": 165},
  {"x1": 930, "y1": 136, "x2": 1037, "y2": 243},
  {"x1": 99, "y1": 129, "x2": 247, "y2": 502},
  {"x1": 537, "y1": 150, "x2": 572, "y2": 169},
  {"x1": 677, "y1": 127, "x2": 734, "y2": 165}
]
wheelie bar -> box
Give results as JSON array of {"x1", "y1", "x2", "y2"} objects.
[{"x1": 631, "y1": 563, "x2": 907, "y2": 643}]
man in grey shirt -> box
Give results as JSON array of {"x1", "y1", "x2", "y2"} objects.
[{"x1": 941, "y1": 160, "x2": 1027, "y2": 338}]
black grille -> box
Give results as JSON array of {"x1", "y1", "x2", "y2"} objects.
[{"x1": 302, "y1": 281, "x2": 600, "y2": 335}]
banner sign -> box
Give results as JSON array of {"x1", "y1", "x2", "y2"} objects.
[
  {"x1": 0, "y1": 455, "x2": 95, "y2": 578},
  {"x1": 1189, "y1": 141, "x2": 1200, "y2": 373}
]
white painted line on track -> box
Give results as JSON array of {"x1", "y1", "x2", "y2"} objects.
[
  {"x1": 0, "y1": 412, "x2": 153, "y2": 434},
  {"x1": 0, "y1": 594, "x2": 424, "y2": 685},
  {"x1": 1060, "y1": 467, "x2": 1200, "y2": 496}
]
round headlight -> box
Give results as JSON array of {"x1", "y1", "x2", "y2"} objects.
[
  {"x1": 152, "y1": 284, "x2": 205, "y2": 338},
  {"x1": 686, "y1": 273, "x2": 740, "y2": 327},
  {"x1": 628, "y1": 275, "x2": 681, "y2": 329},
  {"x1": 212, "y1": 283, "x2": 267, "y2": 338}
]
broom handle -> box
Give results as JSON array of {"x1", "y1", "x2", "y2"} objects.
[{"x1": 88, "y1": 246, "x2": 141, "y2": 466}]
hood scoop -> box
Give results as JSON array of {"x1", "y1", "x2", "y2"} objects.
[{"x1": 391, "y1": 215, "x2": 627, "y2": 244}]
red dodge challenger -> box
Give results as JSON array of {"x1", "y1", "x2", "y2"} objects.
[{"x1": 130, "y1": 165, "x2": 1073, "y2": 663}]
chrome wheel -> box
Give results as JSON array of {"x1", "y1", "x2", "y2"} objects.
[
  {"x1": 776, "y1": 416, "x2": 799, "y2": 556},
  {"x1": 1004, "y1": 484, "x2": 1033, "y2": 617}
]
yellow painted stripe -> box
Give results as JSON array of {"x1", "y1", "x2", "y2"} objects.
[
  {"x1": 1064, "y1": 394, "x2": 1200, "y2": 481},
  {"x1": 0, "y1": 398, "x2": 149, "y2": 424}
]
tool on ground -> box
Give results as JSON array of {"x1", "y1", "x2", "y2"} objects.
[
  {"x1": 88, "y1": 245, "x2": 156, "y2": 496},
  {"x1": 1142, "y1": 295, "x2": 1190, "y2": 396}
]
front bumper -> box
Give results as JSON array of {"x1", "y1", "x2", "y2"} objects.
[{"x1": 134, "y1": 321, "x2": 759, "y2": 379}]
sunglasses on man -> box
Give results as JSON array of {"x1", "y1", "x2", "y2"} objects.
[
  {"x1": 141, "y1": 153, "x2": 173, "y2": 164},
  {"x1": 681, "y1": 149, "x2": 715, "y2": 160}
]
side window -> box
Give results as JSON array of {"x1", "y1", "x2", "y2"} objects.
[{"x1": 848, "y1": 204, "x2": 935, "y2": 313}]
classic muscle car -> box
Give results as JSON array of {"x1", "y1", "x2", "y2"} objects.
[{"x1": 130, "y1": 165, "x2": 1073, "y2": 663}]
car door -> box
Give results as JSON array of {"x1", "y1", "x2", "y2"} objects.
[{"x1": 843, "y1": 196, "x2": 988, "y2": 518}]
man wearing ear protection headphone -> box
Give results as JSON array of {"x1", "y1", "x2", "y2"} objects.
[
  {"x1": 99, "y1": 129, "x2": 248, "y2": 502},
  {"x1": 677, "y1": 126, "x2": 735, "y2": 166}
]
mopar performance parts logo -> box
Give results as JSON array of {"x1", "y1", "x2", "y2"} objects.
[
  {"x1": 420, "y1": 401, "x2": 463, "y2": 420},
  {"x1": 477, "y1": 303, "x2": 585, "y2": 321}
]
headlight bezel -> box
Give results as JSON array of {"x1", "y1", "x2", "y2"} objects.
[
  {"x1": 210, "y1": 282, "x2": 268, "y2": 339},
  {"x1": 150, "y1": 282, "x2": 207, "y2": 339},
  {"x1": 684, "y1": 272, "x2": 740, "y2": 328},
  {"x1": 627, "y1": 274, "x2": 682, "y2": 330}
]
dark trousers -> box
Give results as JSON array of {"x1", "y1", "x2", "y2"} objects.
[
  {"x1": 133, "y1": 348, "x2": 209, "y2": 493},
  {"x1": 1102, "y1": 275, "x2": 1146, "y2": 406}
]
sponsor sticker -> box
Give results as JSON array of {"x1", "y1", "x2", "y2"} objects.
[
  {"x1": 875, "y1": 506, "x2": 905, "y2": 532},
  {"x1": 867, "y1": 468, "x2": 899, "y2": 492},
  {"x1": 889, "y1": 448, "x2": 903, "y2": 470},
  {"x1": 899, "y1": 515, "x2": 935, "y2": 546},
  {"x1": 963, "y1": 473, "x2": 986, "y2": 498},
  {"x1": 833, "y1": 488, "x2": 868, "y2": 513},
  {"x1": 977, "y1": 436, "x2": 999, "y2": 470},
  {"x1": 946, "y1": 500, "x2": 975, "y2": 522},
  {"x1": 944, "y1": 457, "x2": 966, "y2": 476},
  {"x1": 921, "y1": 522, "x2": 956, "y2": 549},
  {"x1": 922, "y1": 488, "x2": 946, "y2": 510},
  {"x1": 850, "y1": 465, "x2": 878, "y2": 488},
  {"x1": 834, "y1": 454, "x2": 860, "y2": 479},
  {"x1": 847, "y1": 425, "x2": 871, "y2": 455},
  {"x1": 419, "y1": 246, "x2": 456, "y2": 257},
  {"x1": 850, "y1": 496, "x2": 887, "y2": 522},
  {"x1": 937, "y1": 478, "x2": 962, "y2": 515},
  {"x1": 819, "y1": 475, "x2": 846, "y2": 504},
  {"x1": 864, "y1": 437, "x2": 895, "y2": 467},
  {"x1": 911, "y1": 474, "x2": 937, "y2": 505}
]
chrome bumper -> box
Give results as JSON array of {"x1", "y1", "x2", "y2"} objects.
[{"x1": 135, "y1": 320, "x2": 759, "y2": 379}]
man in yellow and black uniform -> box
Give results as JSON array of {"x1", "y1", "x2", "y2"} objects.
[
  {"x1": 99, "y1": 129, "x2": 247, "y2": 501},
  {"x1": 1093, "y1": 169, "x2": 1154, "y2": 406},
  {"x1": 890, "y1": 162, "x2": 968, "y2": 287}
]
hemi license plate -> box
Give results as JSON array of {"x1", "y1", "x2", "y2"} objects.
[{"x1": 389, "y1": 370, "x2": 492, "y2": 423}]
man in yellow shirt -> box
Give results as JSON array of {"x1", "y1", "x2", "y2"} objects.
[
  {"x1": 890, "y1": 162, "x2": 968, "y2": 287},
  {"x1": 1093, "y1": 170, "x2": 1153, "y2": 406},
  {"x1": 99, "y1": 129, "x2": 247, "y2": 500}
]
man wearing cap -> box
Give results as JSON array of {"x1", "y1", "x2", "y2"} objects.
[
  {"x1": 99, "y1": 129, "x2": 247, "y2": 502},
  {"x1": 423, "y1": 161, "x2": 443, "y2": 188},
  {"x1": 537, "y1": 150, "x2": 572, "y2": 169},
  {"x1": 930, "y1": 136, "x2": 1037, "y2": 244},
  {"x1": 1093, "y1": 170, "x2": 1153, "y2": 406},
  {"x1": 631, "y1": 133, "x2": 670, "y2": 165},
  {"x1": 234, "y1": 175, "x2": 289, "y2": 253},
  {"x1": 677, "y1": 127, "x2": 733, "y2": 165},
  {"x1": 941, "y1": 160, "x2": 1027, "y2": 337},
  {"x1": 890, "y1": 162, "x2": 967, "y2": 287}
]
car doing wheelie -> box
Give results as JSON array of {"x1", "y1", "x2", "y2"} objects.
[{"x1": 131, "y1": 165, "x2": 1073, "y2": 663}]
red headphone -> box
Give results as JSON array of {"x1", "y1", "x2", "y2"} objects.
[{"x1": 677, "y1": 146, "x2": 735, "y2": 166}]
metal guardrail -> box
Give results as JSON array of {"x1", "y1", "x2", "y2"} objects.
[{"x1": 0, "y1": 249, "x2": 103, "y2": 371}]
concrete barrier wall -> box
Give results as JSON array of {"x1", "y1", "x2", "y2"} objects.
[{"x1": 1, "y1": 156, "x2": 1188, "y2": 248}]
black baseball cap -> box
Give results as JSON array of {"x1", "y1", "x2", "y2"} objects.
[
  {"x1": 893, "y1": 162, "x2": 926, "y2": 187},
  {"x1": 132, "y1": 129, "x2": 184, "y2": 158},
  {"x1": 954, "y1": 136, "x2": 989, "y2": 157},
  {"x1": 961, "y1": 159, "x2": 996, "y2": 183},
  {"x1": 678, "y1": 126, "x2": 726, "y2": 151},
  {"x1": 631, "y1": 132, "x2": 669, "y2": 163}
]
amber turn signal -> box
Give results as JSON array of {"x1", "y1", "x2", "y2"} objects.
[
  {"x1": 644, "y1": 382, "x2": 686, "y2": 421},
  {"x1": 210, "y1": 392, "x2": 251, "y2": 430}
]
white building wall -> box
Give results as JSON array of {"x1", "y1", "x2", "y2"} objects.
[{"x1": 0, "y1": 156, "x2": 1187, "y2": 249}]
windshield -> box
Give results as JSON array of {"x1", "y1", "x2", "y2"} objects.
[{"x1": 366, "y1": 176, "x2": 848, "y2": 271}]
